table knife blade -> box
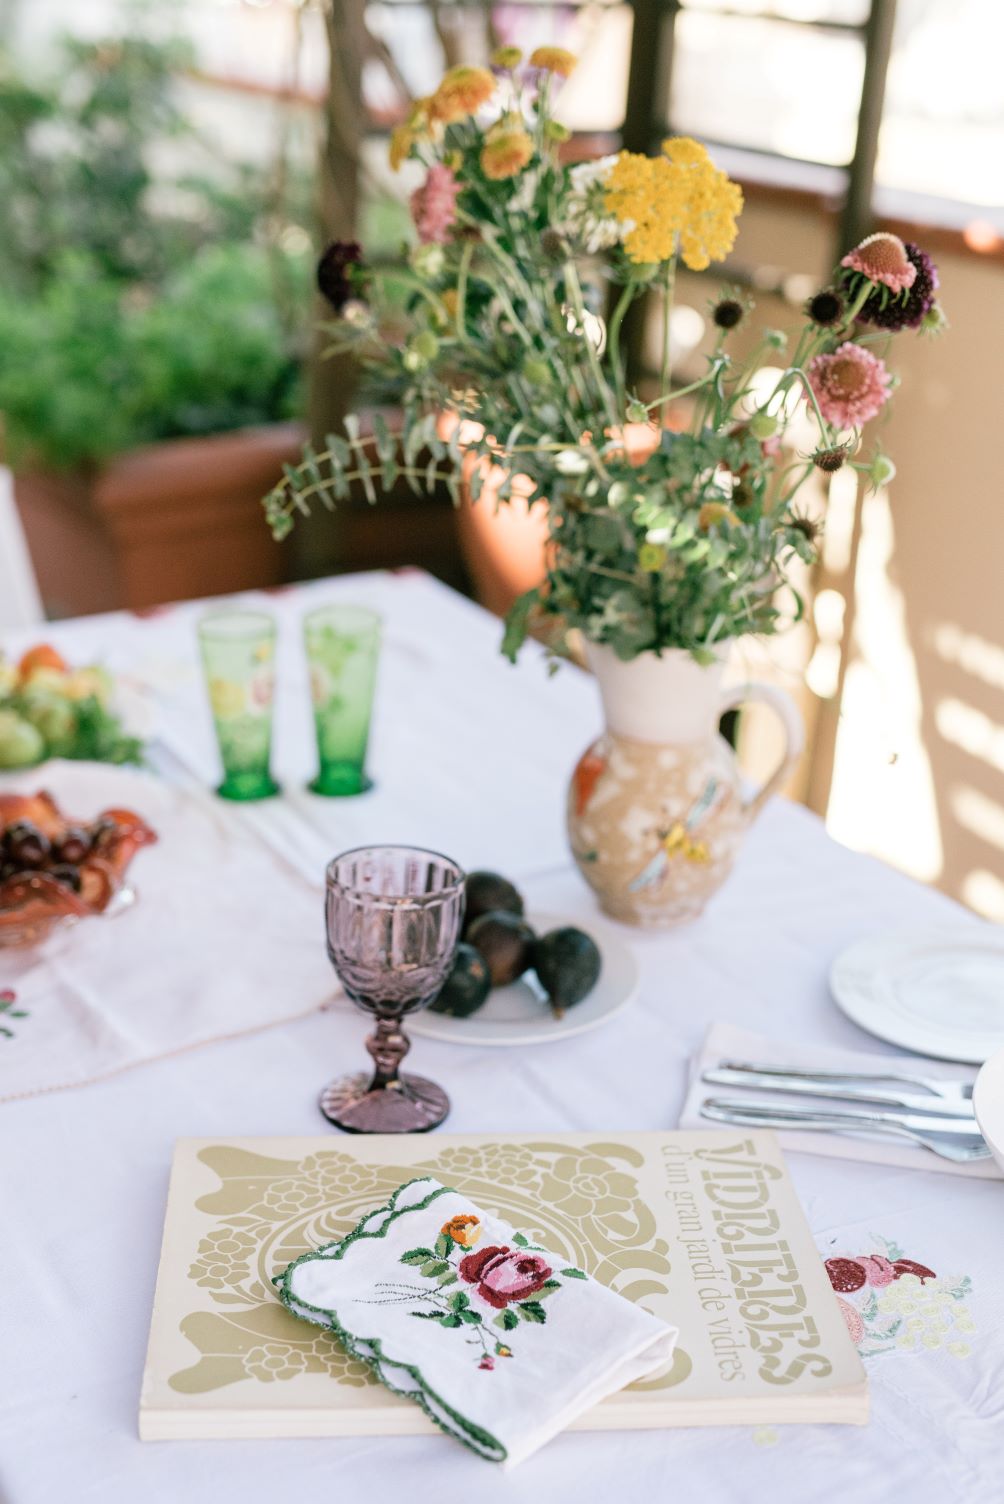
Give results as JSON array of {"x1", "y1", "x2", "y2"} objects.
[{"x1": 702, "y1": 1065, "x2": 976, "y2": 1117}]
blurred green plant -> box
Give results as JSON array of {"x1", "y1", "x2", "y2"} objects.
[{"x1": 0, "y1": 32, "x2": 312, "y2": 470}]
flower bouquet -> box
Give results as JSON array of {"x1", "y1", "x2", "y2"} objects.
[
  {"x1": 265, "y1": 43, "x2": 943, "y2": 668},
  {"x1": 264, "y1": 45, "x2": 945, "y2": 926}
]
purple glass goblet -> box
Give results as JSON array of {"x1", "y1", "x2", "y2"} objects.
[{"x1": 320, "y1": 845, "x2": 465, "y2": 1133}]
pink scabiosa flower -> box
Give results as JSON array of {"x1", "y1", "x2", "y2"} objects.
[
  {"x1": 808, "y1": 342, "x2": 892, "y2": 429},
  {"x1": 841, "y1": 231, "x2": 916, "y2": 294},
  {"x1": 410, "y1": 164, "x2": 460, "y2": 245},
  {"x1": 858, "y1": 242, "x2": 940, "y2": 331}
]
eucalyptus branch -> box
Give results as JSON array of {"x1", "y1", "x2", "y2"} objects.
[{"x1": 262, "y1": 426, "x2": 464, "y2": 538}]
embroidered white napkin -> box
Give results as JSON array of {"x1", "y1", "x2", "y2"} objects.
[
  {"x1": 679, "y1": 1022, "x2": 1000, "y2": 1179},
  {"x1": 278, "y1": 1175, "x2": 677, "y2": 1466}
]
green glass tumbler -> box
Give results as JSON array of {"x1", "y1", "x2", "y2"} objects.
[
  {"x1": 304, "y1": 604, "x2": 381, "y2": 797},
  {"x1": 197, "y1": 610, "x2": 280, "y2": 801}
]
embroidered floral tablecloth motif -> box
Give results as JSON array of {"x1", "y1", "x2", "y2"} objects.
[
  {"x1": 823, "y1": 1235, "x2": 975, "y2": 1361},
  {"x1": 0, "y1": 989, "x2": 28, "y2": 1040}
]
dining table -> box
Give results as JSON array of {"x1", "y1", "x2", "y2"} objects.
[{"x1": 2, "y1": 567, "x2": 1002, "y2": 1504}]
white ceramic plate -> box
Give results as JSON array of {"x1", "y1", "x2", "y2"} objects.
[
  {"x1": 830, "y1": 927, "x2": 1004, "y2": 1064},
  {"x1": 973, "y1": 1048, "x2": 1004, "y2": 1174},
  {"x1": 410, "y1": 911, "x2": 639, "y2": 1047}
]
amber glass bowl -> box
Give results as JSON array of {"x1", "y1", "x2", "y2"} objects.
[{"x1": 0, "y1": 791, "x2": 156, "y2": 950}]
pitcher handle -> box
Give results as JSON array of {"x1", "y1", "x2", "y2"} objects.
[{"x1": 718, "y1": 681, "x2": 804, "y2": 821}]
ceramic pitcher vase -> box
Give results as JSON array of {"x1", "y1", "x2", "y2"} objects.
[{"x1": 567, "y1": 644, "x2": 803, "y2": 928}]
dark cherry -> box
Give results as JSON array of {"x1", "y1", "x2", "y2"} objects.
[
  {"x1": 4, "y1": 821, "x2": 50, "y2": 869},
  {"x1": 88, "y1": 817, "x2": 118, "y2": 852},
  {"x1": 56, "y1": 827, "x2": 90, "y2": 865},
  {"x1": 48, "y1": 863, "x2": 83, "y2": 892}
]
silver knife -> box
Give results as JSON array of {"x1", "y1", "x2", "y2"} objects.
[
  {"x1": 702, "y1": 1064, "x2": 976, "y2": 1118},
  {"x1": 700, "y1": 1096, "x2": 986, "y2": 1138},
  {"x1": 700, "y1": 1098, "x2": 990, "y2": 1164}
]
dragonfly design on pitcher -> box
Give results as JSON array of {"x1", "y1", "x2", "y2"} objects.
[{"x1": 628, "y1": 779, "x2": 727, "y2": 891}]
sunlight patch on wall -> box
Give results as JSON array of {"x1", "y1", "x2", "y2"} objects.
[
  {"x1": 935, "y1": 699, "x2": 1004, "y2": 775},
  {"x1": 933, "y1": 622, "x2": 1004, "y2": 695},
  {"x1": 826, "y1": 490, "x2": 943, "y2": 882},
  {"x1": 949, "y1": 785, "x2": 1004, "y2": 855},
  {"x1": 961, "y1": 869, "x2": 1004, "y2": 922}
]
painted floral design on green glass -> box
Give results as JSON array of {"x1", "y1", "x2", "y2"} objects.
[
  {"x1": 197, "y1": 610, "x2": 280, "y2": 801},
  {"x1": 304, "y1": 605, "x2": 380, "y2": 797}
]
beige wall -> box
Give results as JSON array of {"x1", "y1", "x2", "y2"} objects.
[{"x1": 673, "y1": 194, "x2": 1004, "y2": 912}]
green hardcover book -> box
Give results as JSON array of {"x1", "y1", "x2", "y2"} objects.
[{"x1": 140, "y1": 1131, "x2": 867, "y2": 1439}]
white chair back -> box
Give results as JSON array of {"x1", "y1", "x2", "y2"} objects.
[{"x1": 0, "y1": 465, "x2": 43, "y2": 630}]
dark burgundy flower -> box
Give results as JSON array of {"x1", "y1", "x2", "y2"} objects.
[
  {"x1": 713, "y1": 298, "x2": 745, "y2": 330},
  {"x1": 812, "y1": 443, "x2": 849, "y2": 473},
  {"x1": 459, "y1": 1244, "x2": 553, "y2": 1308},
  {"x1": 854, "y1": 242, "x2": 939, "y2": 332},
  {"x1": 805, "y1": 287, "x2": 845, "y2": 328},
  {"x1": 789, "y1": 509, "x2": 821, "y2": 547},
  {"x1": 317, "y1": 240, "x2": 364, "y2": 312}
]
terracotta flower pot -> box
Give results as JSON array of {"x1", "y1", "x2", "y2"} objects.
[
  {"x1": 443, "y1": 416, "x2": 661, "y2": 618},
  {"x1": 14, "y1": 424, "x2": 303, "y2": 618}
]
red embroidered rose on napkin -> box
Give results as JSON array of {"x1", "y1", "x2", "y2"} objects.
[{"x1": 459, "y1": 1245, "x2": 554, "y2": 1309}]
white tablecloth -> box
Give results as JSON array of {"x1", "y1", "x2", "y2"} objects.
[{"x1": 2, "y1": 570, "x2": 1003, "y2": 1503}]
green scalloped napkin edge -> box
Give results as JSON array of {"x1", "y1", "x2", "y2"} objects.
[{"x1": 276, "y1": 1176, "x2": 507, "y2": 1462}]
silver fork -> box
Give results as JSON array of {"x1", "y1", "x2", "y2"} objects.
[
  {"x1": 718, "y1": 1061, "x2": 974, "y2": 1104},
  {"x1": 701, "y1": 1097, "x2": 991, "y2": 1164}
]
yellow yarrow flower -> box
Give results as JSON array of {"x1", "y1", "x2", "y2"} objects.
[
  {"x1": 529, "y1": 46, "x2": 578, "y2": 78},
  {"x1": 603, "y1": 136, "x2": 743, "y2": 270},
  {"x1": 481, "y1": 128, "x2": 534, "y2": 180},
  {"x1": 491, "y1": 45, "x2": 523, "y2": 69},
  {"x1": 665, "y1": 137, "x2": 743, "y2": 271},
  {"x1": 603, "y1": 151, "x2": 679, "y2": 263},
  {"x1": 430, "y1": 65, "x2": 496, "y2": 124}
]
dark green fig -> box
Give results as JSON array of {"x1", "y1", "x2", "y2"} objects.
[
  {"x1": 429, "y1": 943, "x2": 492, "y2": 1017},
  {"x1": 463, "y1": 870, "x2": 524, "y2": 933},
  {"x1": 532, "y1": 927, "x2": 602, "y2": 1018},
  {"x1": 466, "y1": 911, "x2": 536, "y2": 987}
]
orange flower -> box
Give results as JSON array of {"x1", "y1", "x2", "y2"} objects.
[
  {"x1": 481, "y1": 129, "x2": 534, "y2": 181},
  {"x1": 442, "y1": 1213, "x2": 481, "y2": 1248},
  {"x1": 430, "y1": 65, "x2": 495, "y2": 124},
  {"x1": 529, "y1": 46, "x2": 578, "y2": 77}
]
